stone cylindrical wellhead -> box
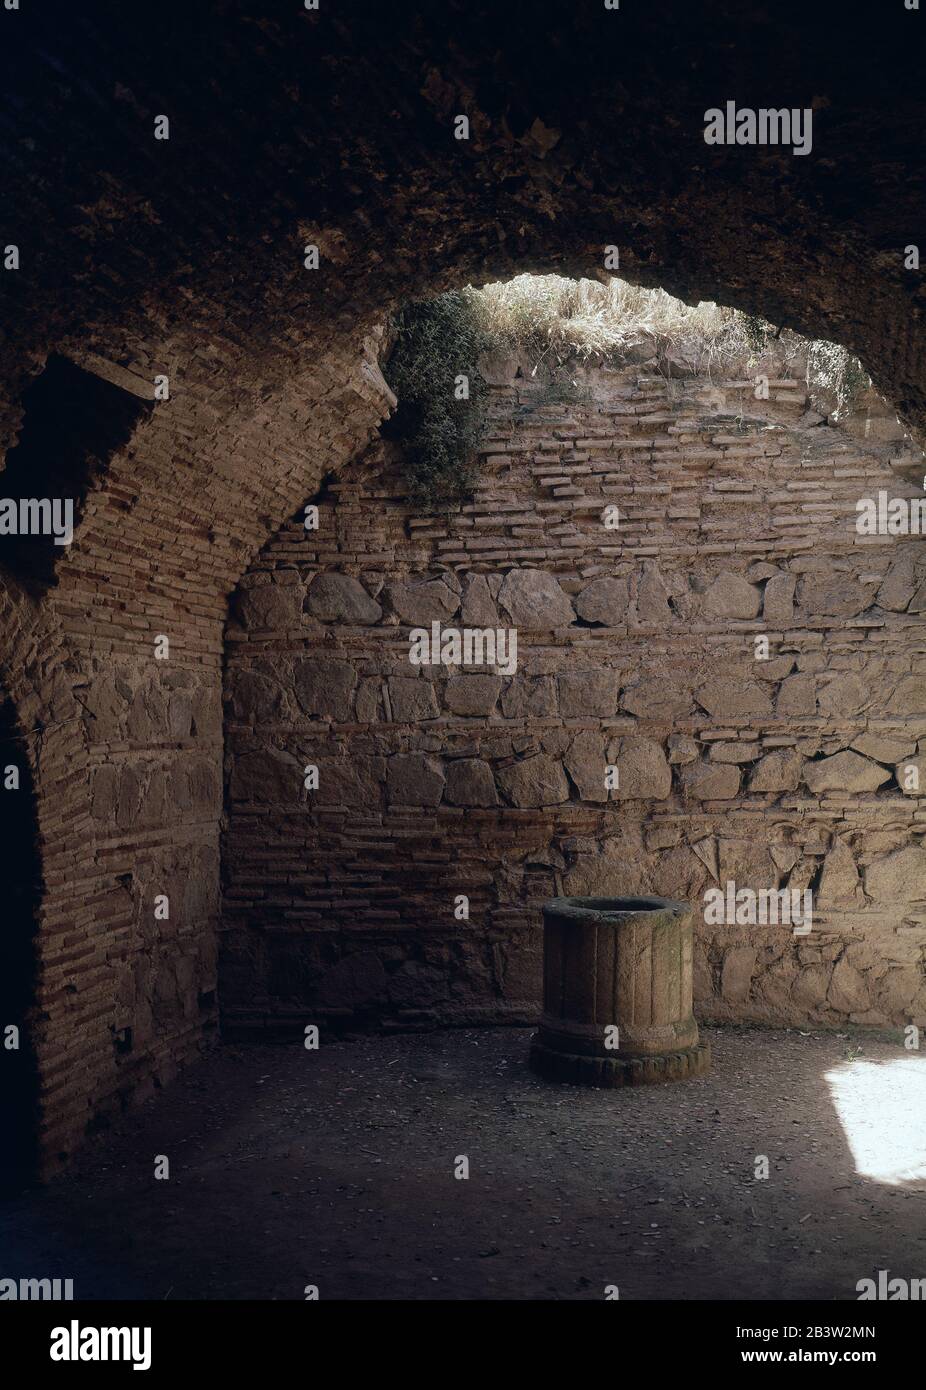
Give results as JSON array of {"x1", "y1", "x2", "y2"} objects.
[{"x1": 530, "y1": 895, "x2": 710, "y2": 1086}]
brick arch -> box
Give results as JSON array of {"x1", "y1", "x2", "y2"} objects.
[
  {"x1": 3, "y1": 1, "x2": 926, "y2": 436},
  {"x1": 0, "y1": 0, "x2": 924, "y2": 1168},
  {"x1": 0, "y1": 330, "x2": 396, "y2": 1174}
]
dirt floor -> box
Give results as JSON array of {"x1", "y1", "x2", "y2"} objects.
[{"x1": 3, "y1": 1025, "x2": 926, "y2": 1301}]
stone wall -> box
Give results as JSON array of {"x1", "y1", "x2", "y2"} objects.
[
  {"x1": 0, "y1": 328, "x2": 394, "y2": 1175},
  {"x1": 224, "y1": 346, "x2": 926, "y2": 1034},
  {"x1": 3, "y1": 0, "x2": 926, "y2": 1173}
]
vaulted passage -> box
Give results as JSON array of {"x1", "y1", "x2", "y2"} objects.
[{"x1": 1, "y1": 0, "x2": 925, "y2": 1310}]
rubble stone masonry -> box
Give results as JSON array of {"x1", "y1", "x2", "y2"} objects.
[
  {"x1": 4, "y1": 0, "x2": 926, "y2": 1174},
  {"x1": 224, "y1": 348, "x2": 926, "y2": 1038}
]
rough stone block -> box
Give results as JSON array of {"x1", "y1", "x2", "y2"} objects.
[
  {"x1": 497, "y1": 754, "x2": 570, "y2": 807},
  {"x1": 574, "y1": 576, "x2": 630, "y2": 625},
  {"x1": 444, "y1": 757, "x2": 498, "y2": 807},
  {"x1": 444, "y1": 674, "x2": 502, "y2": 716},
  {"x1": 497, "y1": 569, "x2": 575, "y2": 628},
  {"x1": 294, "y1": 657, "x2": 357, "y2": 720},
  {"x1": 679, "y1": 761, "x2": 740, "y2": 800},
  {"x1": 306, "y1": 572, "x2": 382, "y2": 624},
  {"x1": 386, "y1": 752, "x2": 445, "y2": 806},
  {"x1": 388, "y1": 676, "x2": 439, "y2": 722},
  {"x1": 558, "y1": 669, "x2": 619, "y2": 718}
]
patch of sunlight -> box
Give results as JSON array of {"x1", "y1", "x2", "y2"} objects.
[{"x1": 825, "y1": 1056, "x2": 926, "y2": 1186}]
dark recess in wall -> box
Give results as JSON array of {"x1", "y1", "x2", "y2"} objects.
[{"x1": 0, "y1": 355, "x2": 152, "y2": 590}]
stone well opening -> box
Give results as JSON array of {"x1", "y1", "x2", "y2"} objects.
[{"x1": 221, "y1": 277, "x2": 926, "y2": 1046}]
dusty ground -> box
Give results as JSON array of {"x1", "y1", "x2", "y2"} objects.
[{"x1": 3, "y1": 1025, "x2": 926, "y2": 1301}]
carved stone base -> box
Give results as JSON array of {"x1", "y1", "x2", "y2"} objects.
[
  {"x1": 529, "y1": 1037, "x2": 711, "y2": 1088},
  {"x1": 530, "y1": 895, "x2": 710, "y2": 1088}
]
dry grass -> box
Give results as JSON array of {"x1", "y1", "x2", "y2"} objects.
[
  {"x1": 383, "y1": 275, "x2": 877, "y2": 511},
  {"x1": 468, "y1": 273, "x2": 872, "y2": 414},
  {"x1": 469, "y1": 273, "x2": 762, "y2": 372}
]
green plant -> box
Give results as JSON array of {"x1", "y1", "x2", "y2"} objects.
[
  {"x1": 741, "y1": 313, "x2": 773, "y2": 355},
  {"x1": 806, "y1": 338, "x2": 871, "y2": 420},
  {"x1": 383, "y1": 290, "x2": 493, "y2": 512}
]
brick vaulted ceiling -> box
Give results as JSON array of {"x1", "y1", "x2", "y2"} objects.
[
  {"x1": 0, "y1": 0, "x2": 924, "y2": 1170},
  {"x1": 2, "y1": 0, "x2": 926, "y2": 445}
]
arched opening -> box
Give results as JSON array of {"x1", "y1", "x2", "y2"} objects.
[
  {"x1": 222, "y1": 277, "x2": 926, "y2": 1040},
  {"x1": 2, "y1": 0, "x2": 926, "y2": 1310}
]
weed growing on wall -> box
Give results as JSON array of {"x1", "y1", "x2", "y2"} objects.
[
  {"x1": 741, "y1": 313, "x2": 773, "y2": 355},
  {"x1": 806, "y1": 338, "x2": 872, "y2": 420},
  {"x1": 383, "y1": 290, "x2": 493, "y2": 512}
]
